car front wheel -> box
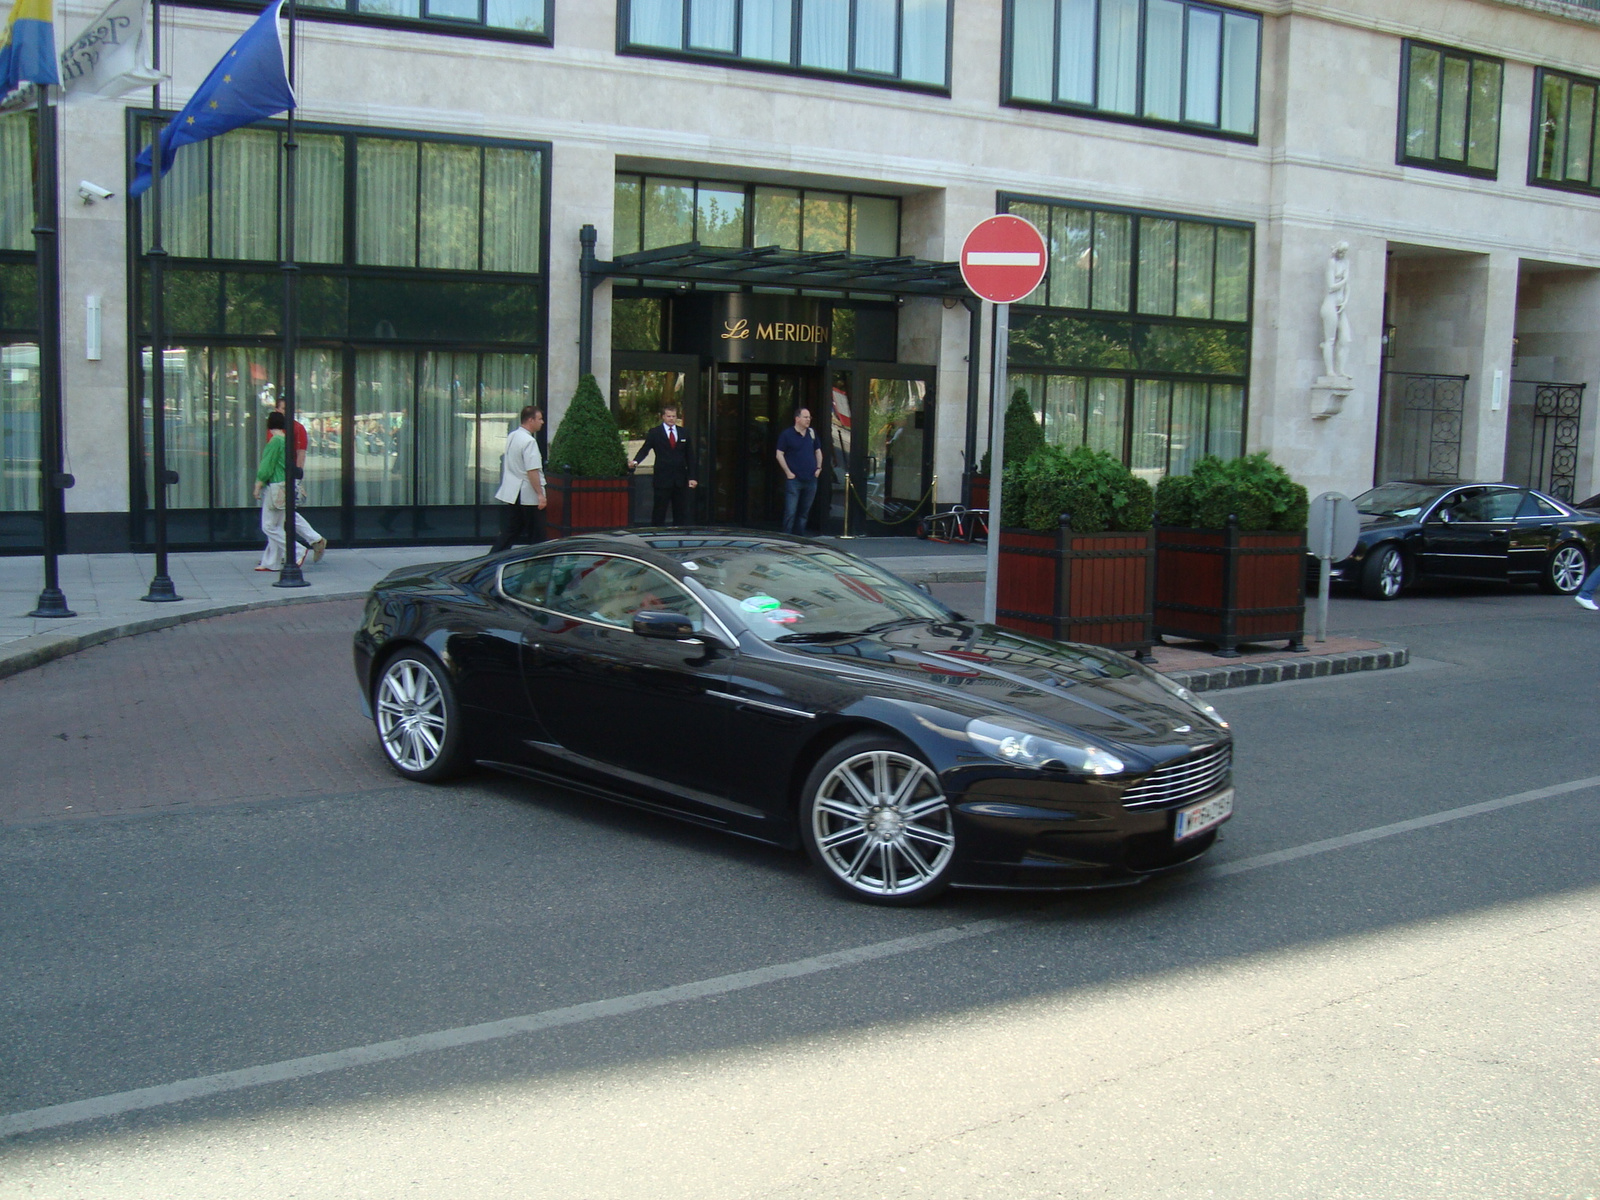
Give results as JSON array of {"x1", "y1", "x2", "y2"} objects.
[
  {"x1": 1361, "y1": 545, "x2": 1404, "y2": 600},
  {"x1": 374, "y1": 649, "x2": 465, "y2": 782},
  {"x1": 800, "y1": 735, "x2": 957, "y2": 906},
  {"x1": 1541, "y1": 543, "x2": 1590, "y2": 595}
]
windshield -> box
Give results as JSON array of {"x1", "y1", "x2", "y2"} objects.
[
  {"x1": 648, "y1": 542, "x2": 952, "y2": 643},
  {"x1": 1353, "y1": 483, "x2": 1449, "y2": 519}
]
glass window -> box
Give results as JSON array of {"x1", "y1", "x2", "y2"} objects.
[
  {"x1": 483, "y1": 146, "x2": 542, "y2": 272},
  {"x1": 624, "y1": 0, "x2": 950, "y2": 87},
  {"x1": 754, "y1": 186, "x2": 801, "y2": 249},
  {"x1": 420, "y1": 142, "x2": 482, "y2": 271},
  {"x1": 1050, "y1": 206, "x2": 1091, "y2": 309},
  {"x1": 357, "y1": 138, "x2": 418, "y2": 267},
  {"x1": 697, "y1": 184, "x2": 746, "y2": 248},
  {"x1": 417, "y1": 351, "x2": 479, "y2": 505},
  {"x1": 0, "y1": 113, "x2": 32, "y2": 253},
  {"x1": 1400, "y1": 41, "x2": 1501, "y2": 175},
  {"x1": 1137, "y1": 218, "x2": 1176, "y2": 316},
  {"x1": 1009, "y1": 0, "x2": 1258, "y2": 137},
  {"x1": 544, "y1": 553, "x2": 705, "y2": 630},
  {"x1": 644, "y1": 178, "x2": 695, "y2": 249},
  {"x1": 213, "y1": 129, "x2": 280, "y2": 261},
  {"x1": 615, "y1": 175, "x2": 642, "y2": 256},
  {"x1": 850, "y1": 195, "x2": 899, "y2": 256},
  {"x1": 479, "y1": 353, "x2": 537, "y2": 501},
  {"x1": 308, "y1": 0, "x2": 548, "y2": 35},
  {"x1": 296, "y1": 134, "x2": 345, "y2": 265},
  {"x1": 1175, "y1": 222, "x2": 1215, "y2": 319},
  {"x1": 1532, "y1": 68, "x2": 1600, "y2": 193},
  {"x1": 354, "y1": 349, "x2": 415, "y2": 508},
  {"x1": 501, "y1": 553, "x2": 554, "y2": 605},
  {"x1": 0, "y1": 342, "x2": 40, "y2": 512},
  {"x1": 804, "y1": 192, "x2": 849, "y2": 252},
  {"x1": 1091, "y1": 212, "x2": 1131, "y2": 312}
]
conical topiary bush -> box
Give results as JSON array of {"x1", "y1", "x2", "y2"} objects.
[
  {"x1": 549, "y1": 374, "x2": 627, "y2": 478},
  {"x1": 979, "y1": 386, "x2": 1046, "y2": 477}
]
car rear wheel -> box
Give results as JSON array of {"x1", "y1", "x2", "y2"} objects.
[
  {"x1": 374, "y1": 649, "x2": 465, "y2": 782},
  {"x1": 1540, "y1": 543, "x2": 1590, "y2": 595},
  {"x1": 800, "y1": 735, "x2": 956, "y2": 906},
  {"x1": 1361, "y1": 545, "x2": 1404, "y2": 600}
]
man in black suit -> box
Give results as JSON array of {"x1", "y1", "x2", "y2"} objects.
[{"x1": 628, "y1": 404, "x2": 698, "y2": 525}]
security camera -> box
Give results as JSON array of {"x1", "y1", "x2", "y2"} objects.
[{"x1": 77, "y1": 181, "x2": 115, "y2": 203}]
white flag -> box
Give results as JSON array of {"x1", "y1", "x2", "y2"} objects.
[{"x1": 59, "y1": 0, "x2": 163, "y2": 101}]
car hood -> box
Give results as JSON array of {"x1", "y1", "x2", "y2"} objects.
[
  {"x1": 1358, "y1": 512, "x2": 1414, "y2": 531},
  {"x1": 781, "y1": 622, "x2": 1224, "y2": 754}
]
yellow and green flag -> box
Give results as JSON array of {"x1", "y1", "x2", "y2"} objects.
[{"x1": 0, "y1": 0, "x2": 60, "y2": 96}]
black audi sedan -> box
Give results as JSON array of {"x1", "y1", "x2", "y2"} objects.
[
  {"x1": 354, "y1": 532, "x2": 1234, "y2": 905},
  {"x1": 1311, "y1": 481, "x2": 1600, "y2": 600}
]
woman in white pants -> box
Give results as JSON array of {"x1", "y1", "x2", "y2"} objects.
[{"x1": 253, "y1": 411, "x2": 316, "y2": 571}]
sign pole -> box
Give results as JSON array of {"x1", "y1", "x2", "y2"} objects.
[
  {"x1": 1316, "y1": 496, "x2": 1335, "y2": 643},
  {"x1": 982, "y1": 301, "x2": 1008, "y2": 625},
  {"x1": 275, "y1": 0, "x2": 308, "y2": 588}
]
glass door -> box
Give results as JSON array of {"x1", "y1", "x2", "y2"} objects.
[
  {"x1": 831, "y1": 362, "x2": 936, "y2": 536},
  {"x1": 613, "y1": 352, "x2": 703, "y2": 525},
  {"x1": 709, "y1": 366, "x2": 818, "y2": 528}
]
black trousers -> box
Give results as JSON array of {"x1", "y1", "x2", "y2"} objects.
[
  {"x1": 490, "y1": 498, "x2": 546, "y2": 553},
  {"x1": 651, "y1": 482, "x2": 691, "y2": 526}
]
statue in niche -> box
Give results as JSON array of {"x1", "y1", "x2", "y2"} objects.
[{"x1": 1319, "y1": 241, "x2": 1353, "y2": 380}]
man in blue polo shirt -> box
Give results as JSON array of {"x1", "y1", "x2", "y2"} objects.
[{"x1": 775, "y1": 407, "x2": 823, "y2": 536}]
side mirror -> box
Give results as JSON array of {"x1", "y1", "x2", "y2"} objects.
[
  {"x1": 632, "y1": 610, "x2": 695, "y2": 640},
  {"x1": 1435, "y1": 507, "x2": 1454, "y2": 524}
]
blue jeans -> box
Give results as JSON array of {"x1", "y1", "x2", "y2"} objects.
[
  {"x1": 1580, "y1": 563, "x2": 1600, "y2": 601},
  {"x1": 782, "y1": 476, "x2": 817, "y2": 536}
]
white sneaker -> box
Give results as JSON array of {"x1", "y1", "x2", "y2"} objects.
[{"x1": 1576, "y1": 595, "x2": 1598, "y2": 611}]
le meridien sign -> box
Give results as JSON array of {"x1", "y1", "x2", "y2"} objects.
[{"x1": 960, "y1": 215, "x2": 1047, "y2": 304}]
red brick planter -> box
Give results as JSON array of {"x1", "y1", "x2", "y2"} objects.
[
  {"x1": 996, "y1": 518, "x2": 1155, "y2": 658},
  {"x1": 546, "y1": 473, "x2": 631, "y2": 538},
  {"x1": 1153, "y1": 519, "x2": 1306, "y2": 656}
]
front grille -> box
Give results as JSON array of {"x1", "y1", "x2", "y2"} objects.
[{"x1": 1120, "y1": 744, "x2": 1232, "y2": 811}]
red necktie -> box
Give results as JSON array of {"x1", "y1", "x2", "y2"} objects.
[{"x1": 668, "y1": 427, "x2": 677, "y2": 447}]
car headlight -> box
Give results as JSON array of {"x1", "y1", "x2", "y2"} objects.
[
  {"x1": 1152, "y1": 672, "x2": 1230, "y2": 730},
  {"x1": 965, "y1": 718, "x2": 1125, "y2": 776}
]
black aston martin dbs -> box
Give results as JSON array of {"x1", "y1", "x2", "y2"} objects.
[{"x1": 353, "y1": 532, "x2": 1234, "y2": 905}]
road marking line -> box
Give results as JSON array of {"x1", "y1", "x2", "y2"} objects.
[{"x1": 5, "y1": 774, "x2": 1597, "y2": 1138}]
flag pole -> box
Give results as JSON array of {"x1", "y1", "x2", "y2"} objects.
[
  {"x1": 27, "y1": 78, "x2": 75, "y2": 618},
  {"x1": 141, "y1": 0, "x2": 181, "y2": 601},
  {"x1": 275, "y1": 0, "x2": 306, "y2": 588}
]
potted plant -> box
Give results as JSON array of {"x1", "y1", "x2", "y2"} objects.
[
  {"x1": 1153, "y1": 454, "x2": 1310, "y2": 655},
  {"x1": 972, "y1": 386, "x2": 1046, "y2": 511},
  {"x1": 545, "y1": 374, "x2": 631, "y2": 536},
  {"x1": 996, "y1": 444, "x2": 1157, "y2": 658}
]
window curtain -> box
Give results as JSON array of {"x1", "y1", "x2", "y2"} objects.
[
  {"x1": 1137, "y1": 217, "x2": 1176, "y2": 316},
  {"x1": 1175, "y1": 222, "x2": 1215, "y2": 319},
  {"x1": 0, "y1": 114, "x2": 31, "y2": 252},
  {"x1": 1567, "y1": 83, "x2": 1595, "y2": 182},
  {"x1": 1130, "y1": 379, "x2": 1169, "y2": 481},
  {"x1": 0, "y1": 343, "x2": 40, "y2": 511},
  {"x1": 357, "y1": 138, "x2": 418, "y2": 267},
  {"x1": 1097, "y1": 0, "x2": 1140, "y2": 115},
  {"x1": 1009, "y1": 0, "x2": 1052, "y2": 101},
  {"x1": 1208, "y1": 384, "x2": 1244, "y2": 458},
  {"x1": 1184, "y1": 6, "x2": 1221, "y2": 125},
  {"x1": 1044, "y1": 375, "x2": 1086, "y2": 447},
  {"x1": 1085, "y1": 377, "x2": 1125, "y2": 458},
  {"x1": 418, "y1": 352, "x2": 478, "y2": 505},
  {"x1": 1439, "y1": 56, "x2": 1470, "y2": 161},
  {"x1": 355, "y1": 350, "x2": 415, "y2": 507},
  {"x1": 1405, "y1": 46, "x2": 1441, "y2": 159},
  {"x1": 1050, "y1": 206, "x2": 1091, "y2": 309},
  {"x1": 1219, "y1": 13, "x2": 1258, "y2": 134},
  {"x1": 800, "y1": 0, "x2": 848, "y2": 70},
  {"x1": 142, "y1": 125, "x2": 209, "y2": 258},
  {"x1": 1090, "y1": 212, "x2": 1131, "y2": 311},
  {"x1": 297, "y1": 348, "x2": 343, "y2": 507},
  {"x1": 421, "y1": 143, "x2": 482, "y2": 270},
  {"x1": 295, "y1": 133, "x2": 345, "y2": 265},
  {"x1": 854, "y1": 0, "x2": 896, "y2": 74},
  {"x1": 209, "y1": 346, "x2": 280, "y2": 509},
  {"x1": 630, "y1": 0, "x2": 683, "y2": 47},
  {"x1": 900, "y1": 0, "x2": 946, "y2": 85},
  {"x1": 1141, "y1": 0, "x2": 1182, "y2": 122},
  {"x1": 484, "y1": 147, "x2": 542, "y2": 272},
  {"x1": 1467, "y1": 60, "x2": 1501, "y2": 171},
  {"x1": 690, "y1": 0, "x2": 735, "y2": 50},
  {"x1": 741, "y1": 0, "x2": 791, "y2": 62},
  {"x1": 480, "y1": 354, "x2": 537, "y2": 502},
  {"x1": 213, "y1": 128, "x2": 280, "y2": 262},
  {"x1": 1213, "y1": 227, "x2": 1251, "y2": 321},
  {"x1": 1169, "y1": 381, "x2": 1209, "y2": 476},
  {"x1": 1006, "y1": 201, "x2": 1051, "y2": 305},
  {"x1": 1057, "y1": 0, "x2": 1095, "y2": 105}
]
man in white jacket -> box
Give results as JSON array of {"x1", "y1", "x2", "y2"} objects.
[{"x1": 490, "y1": 406, "x2": 546, "y2": 553}]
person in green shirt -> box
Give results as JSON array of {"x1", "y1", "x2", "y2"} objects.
[{"x1": 253, "y1": 411, "x2": 305, "y2": 572}]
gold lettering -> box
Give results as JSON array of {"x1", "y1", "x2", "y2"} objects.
[
  {"x1": 756, "y1": 323, "x2": 774, "y2": 340},
  {"x1": 720, "y1": 319, "x2": 750, "y2": 340}
]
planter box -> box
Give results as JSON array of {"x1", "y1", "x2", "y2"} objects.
[
  {"x1": 1154, "y1": 521, "x2": 1306, "y2": 656},
  {"x1": 996, "y1": 519, "x2": 1155, "y2": 658},
  {"x1": 968, "y1": 474, "x2": 990, "y2": 511},
  {"x1": 546, "y1": 474, "x2": 631, "y2": 538}
]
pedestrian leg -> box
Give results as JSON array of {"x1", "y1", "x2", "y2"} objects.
[
  {"x1": 490, "y1": 499, "x2": 522, "y2": 554},
  {"x1": 259, "y1": 497, "x2": 287, "y2": 570},
  {"x1": 651, "y1": 487, "x2": 671, "y2": 526},
  {"x1": 1577, "y1": 561, "x2": 1600, "y2": 610},
  {"x1": 781, "y1": 477, "x2": 801, "y2": 534},
  {"x1": 794, "y1": 477, "x2": 817, "y2": 535},
  {"x1": 293, "y1": 510, "x2": 326, "y2": 563}
]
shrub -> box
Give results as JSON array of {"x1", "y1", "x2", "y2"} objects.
[
  {"x1": 1003, "y1": 444, "x2": 1154, "y2": 534},
  {"x1": 548, "y1": 374, "x2": 628, "y2": 477},
  {"x1": 979, "y1": 387, "x2": 1047, "y2": 477},
  {"x1": 1154, "y1": 453, "x2": 1309, "y2": 532}
]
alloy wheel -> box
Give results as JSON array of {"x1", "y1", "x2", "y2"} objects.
[
  {"x1": 1377, "y1": 549, "x2": 1403, "y2": 598},
  {"x1": 376, "y1": 657, "x2": 448, "y2": 773},
  {"x1": 1551, "y1": 545, "x2": 1588, "y2": 594},
  {"x1": 810, "y1": 749, "x2": 954, "y2": 898}
]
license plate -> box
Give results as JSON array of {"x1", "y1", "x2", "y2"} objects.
[{"x1": 1174, "y1": 787, "x2": 1234, "y2": 842}]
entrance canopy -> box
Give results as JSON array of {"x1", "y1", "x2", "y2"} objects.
[{"x1": 590, "y1": 240, "x2": 973, "y2": 297}]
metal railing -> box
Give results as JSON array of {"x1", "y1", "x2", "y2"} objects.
[{"x1": 1375, "y1": 372, "x2": 1469, "y2": 484}]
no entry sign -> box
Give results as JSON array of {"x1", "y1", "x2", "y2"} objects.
[{"x1": 960, "y1": 215, "x2": 1048, "y2": 304}]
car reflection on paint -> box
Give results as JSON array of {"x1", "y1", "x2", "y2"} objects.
[
  {"x1": 353, "y1": 532, "x2": 1234, "y2": 905},
  {"x1": 1309, "y1": 481, "x2": 1600, "y2": 600}
]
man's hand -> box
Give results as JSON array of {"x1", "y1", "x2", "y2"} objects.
[
  {"x1": 688, "y1": 480, "x2": 698, "y2": 489},
  {"x1": 627, "y1": 461, "x2": 637, "y2": 471},
  {"x1": 537, "y1": 495, "x2": 547, "y2": 509}
]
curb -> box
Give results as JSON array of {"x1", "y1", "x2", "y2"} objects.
[
  {"x1": 0, "y1": 590, "x2": 371, "y2": 683},
  {"x1": 1166, "y1": 644, "x2": 1410, "y2": 693}
]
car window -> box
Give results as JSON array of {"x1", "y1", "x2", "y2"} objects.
[
  {"x1": 1517, "y1": 492, "x2": 1563, "y2": 518},
  {"x1": 500, "y1": 555, "x2": 555, "y2": 606},
  {"x1": 1355, "y1": 482, "x2": 1448, "y2": 518},
  {"x1": 544, "y1": 554, "x2": 704, "y2": 631},
  {"x1": 1460, "y1": 489, "x2": 1523, "y2": 521}
]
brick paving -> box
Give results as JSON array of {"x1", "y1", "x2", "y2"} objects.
[{"x1": 0, "y1": 599, "x2": 411, "y2": 826}]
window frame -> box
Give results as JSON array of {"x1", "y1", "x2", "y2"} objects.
[
  {"x1": 167, "y1": 0, "x2": 552, "y2": 47},
  {"x1": 1396, "y1": 38, "x2": 1503, "y2": 180},
  {"x1": 1000, "y1": 0, "x2": 1262, "y2": 145},
  {"x1": 616, "y1": 0, "x2": 954, "y2": 96},
  {"x1": 1528, "y1": 65, "x2": 1600, "y2": 196}
]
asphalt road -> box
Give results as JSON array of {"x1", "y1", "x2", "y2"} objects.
[{"x1": 1, "y1": 583, "x2": 1597, "y2": 1198}]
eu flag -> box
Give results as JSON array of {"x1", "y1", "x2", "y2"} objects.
[
  {"x1": 0, "y1": 0, "x2": 61, "y2": 95},
  {"x1": 129, "y1": 0, "x2": 293, "y2": 197}
]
